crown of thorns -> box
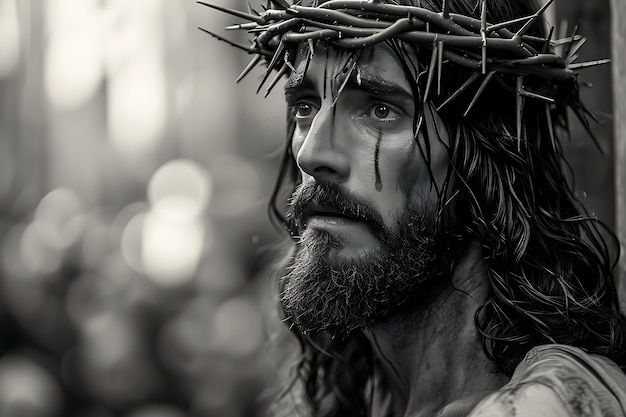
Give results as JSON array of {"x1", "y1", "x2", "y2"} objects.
[{"x1": 200, "y1": 0, "x2": 608, "y2": 143}]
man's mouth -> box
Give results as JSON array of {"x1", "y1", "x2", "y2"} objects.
[{"x1": 301, "y1": 202, "x2": 358, "y2": 229}]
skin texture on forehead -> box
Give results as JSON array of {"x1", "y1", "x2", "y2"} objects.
[{"x1": 286, "y1": 43, "x2": 416, "y2": 114}]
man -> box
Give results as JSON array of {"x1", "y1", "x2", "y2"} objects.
[{"x1": 202, "y1": 0, "x2": 626, "y2": 415}]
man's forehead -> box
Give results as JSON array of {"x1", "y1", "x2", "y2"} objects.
[{"x1": 286, "y1": 43, "x2": 409, "y2": 91}]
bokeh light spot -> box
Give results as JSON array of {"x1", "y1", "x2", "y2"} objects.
[
  {"x1": 148, "y1": 159, "x2": 212, "y2": 220},
  {"x1": 20, "y1": 220, "x2": 64, "y2": 276},
  {"x1": 34, "y1": 187, "x2": 85, "y2": 249},
  {"x1": 2, "y1": 223, "x2": 28, "y2": 278},
  {"x1": 45, "y1": 33, "x2": 103, "y2": 111},
  {"x1": 210, "y1": 155, "x2": 260, "y2": 218},
  {"x1": 126, "y1": 404, "x2": 187, "y2": 417},
  {"x1": 120, "y1": 211, "x2": 147, "y2": 274},
  {"x1": 141, "y1": 211, "x2": 204, "y2": 287},
  {"x1": 0, "y1": 355, "x2": 63, "y2": 417},
  {"x1": 212, "y1": 297, "x2": 264, "y2": 357},
  {"x1": 0, "y1": 0, "x2": 20, "y2": 79},
  {"x1": 108, "y1": 55, "x2": 166, "y2": 157}
]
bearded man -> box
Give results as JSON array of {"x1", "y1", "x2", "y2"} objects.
[{"x1": 202, "y1": 0, "x2": 626, "y2": 415}]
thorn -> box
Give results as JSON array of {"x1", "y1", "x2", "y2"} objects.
[
  {"x1": 582, "y1": 104, "x2": 600, "y2": 124},
  {"x1": 284, "y1": 51, "x2": 296, "y2": 73},
  {"x1": 564, "y1": 18, "x2": 582, "y2": 58},
  {"x1": 331, "y1": 59, "x2": 358, "y2": 108},
  {"x1": 436, "y1": 72, "x2": 481, "y2": 112},
  {"x1": 414, "y1": 114, "x2": 425, "y2": 141},
  {"x1": 197, "y1": 27, "x2": 251, "y2": 53},
  {"x1": 481, "y1": 43, "x2": 487, "y2": 74},
  {"x1": 516, "y1": 76, "x2": 525, "y2": 150},
  {"x1": 441, "y1": 0, "x2": 449, "y2": 18},
  {"x1": 571, "y1": 104, "x2": 604, "y2": 153},
  {"x1": 515, "y1": 0, "x2": 554, "y2": 38},
  {"x1": 265, "y1": 64, "x2": 289, "y2": 97},
  {"x1": 567, "y1": 54, "x2": 579, "y2": 64},
  {"x1": 267, "y1": 40, "x2": 287, "y2": 71},
  {"x1": 225, "y1": 22, "x2": 258, "y2": 30},
  {"x1": 463, "y1": 71, "x2": 495, "y2": 117},
  {"x1": 518, "y1": 89, "x2": 554, "y2": 103},
  {"x1": 545, "y1": 103, "x2": 556, "y2": 151},
  {"x1": 542, "y1": 26, "x2": 555, "y2": 53},
  {"x1": 197, "y1": 1, "x2": 263, "y2": 23},
  {"x1": 257, "y1": 41, "x2": 286, "y2": 93},
  {"x1": 480, "y1": 0, "x2": 487, "y2": 74},
  {"x1": 566, "y1": 37, "x2": 586, "y2": 61},
  {"x1": 578, "y1": 77, "x2": 594, "y2": 88},
  {"x1": 247, "y1": 2, "x2": 260, "y2": 16},
  {"x1": 552, "y1": 35, "x2": 582, "y2": 47},
  {"x1": 568, "y1": 59, "x2": 611, "y2": 70},
  {"x1": 423, "y1": 40, "x2": 438, "y2": 103},
  {"x1": 437, "y1": 40, "x2": 443, "y2": 96},
  {"x1": 236, "y1": 54, "x2": 263, "y2": 83},
  {"x1": 301, "y1": 41, "x2": 313, "y2": 80},
  {"x1": 592, "y1": 110, "x2": 612, "y2": 124},
  {"x1": 487, "y1": 16, "x2": 531, "y2": 33}
]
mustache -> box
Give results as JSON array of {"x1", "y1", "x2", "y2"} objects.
[{"x1": 286, "y1": 181, "x2": 387, "y2": 240}]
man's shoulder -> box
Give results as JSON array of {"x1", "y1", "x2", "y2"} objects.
[{"x1": 465, "y1": 344, "x2": 626, "y2": 417}]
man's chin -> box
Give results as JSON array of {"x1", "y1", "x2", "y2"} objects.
[
  {"x1": 280, "y1": 240, "x2": 381, "y2": 336},
  {"x1": 299, "y1": 227, "x2": 385, "y2": 266},
  {"x1": 281, "y1": 235, "x2": 420, "y2": 337},
  {"x1": 282, "y1": 205, "x2": 459, "y2": 338}
]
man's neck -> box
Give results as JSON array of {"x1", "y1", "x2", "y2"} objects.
[{"x1": 366, "y1": 242, "x2": 509, "y2": 417}]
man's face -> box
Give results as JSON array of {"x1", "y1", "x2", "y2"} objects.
[{"x1": 281, "y1": 42, "x2": 456, "y2": 336}]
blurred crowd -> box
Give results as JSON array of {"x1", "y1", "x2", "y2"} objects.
[
  {"x1": 0, "y1": 0, "x2": 615, "y2": 416},
  {"x1": 0, "y1": 0, "x2": 295, "y2": 416}
]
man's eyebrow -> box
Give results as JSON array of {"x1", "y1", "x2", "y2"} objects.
[
  {"x1": 283, "y1": 68, "x2": 414, "y2": 101},
  {"x1": 346, "y1": 70, "x2": 413, "y2": 99},
  {"x1": 284, "y1": 75, "x2": 314, "y2": 96}
]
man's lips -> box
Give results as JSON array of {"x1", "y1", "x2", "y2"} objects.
[{"x1": 301, "y1": 202, "x2": 358, "y2": 227}]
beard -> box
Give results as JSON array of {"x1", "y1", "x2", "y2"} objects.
[{"x1": 280, "y1": 181, "x2": 462, "y2": 338}]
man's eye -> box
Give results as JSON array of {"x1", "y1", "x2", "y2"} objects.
[
  {"x1": 367, "y1": 104, "x2": 400, "y2": 120},
  {"x1": 373, "y1": 104, "x2": 390, "y2": 119},
  {"x1": 296, "y1": 103, "x2": 314, "y2": 117},
  {"x1": 354, "y1": 102, "x2": 406, "y2": 132}
]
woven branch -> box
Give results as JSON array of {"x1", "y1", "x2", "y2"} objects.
[{"x1": 199, "y1": 0, "x2": 608, "y2": 132}]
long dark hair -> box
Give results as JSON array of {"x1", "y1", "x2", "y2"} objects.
[{"x1": 268, "y1": 0, "x2": 626, "y2": 416}]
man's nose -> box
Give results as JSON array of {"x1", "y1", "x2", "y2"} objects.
[{"x1": 295, "y1": 106, "x2": 350, "y2": 182}]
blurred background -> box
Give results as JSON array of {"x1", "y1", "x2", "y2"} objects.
[{"x1": 0, "y1": 0, "x2": 616, "y2": 416}]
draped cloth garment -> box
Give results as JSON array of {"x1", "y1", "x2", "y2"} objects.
[{"x1": 465, "y1": 344, "x2": 626, "y2": 417}]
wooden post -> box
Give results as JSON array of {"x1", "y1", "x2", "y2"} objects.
[{"x1": 612, "y1": 0, "x2": 626, "y2": 310}]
